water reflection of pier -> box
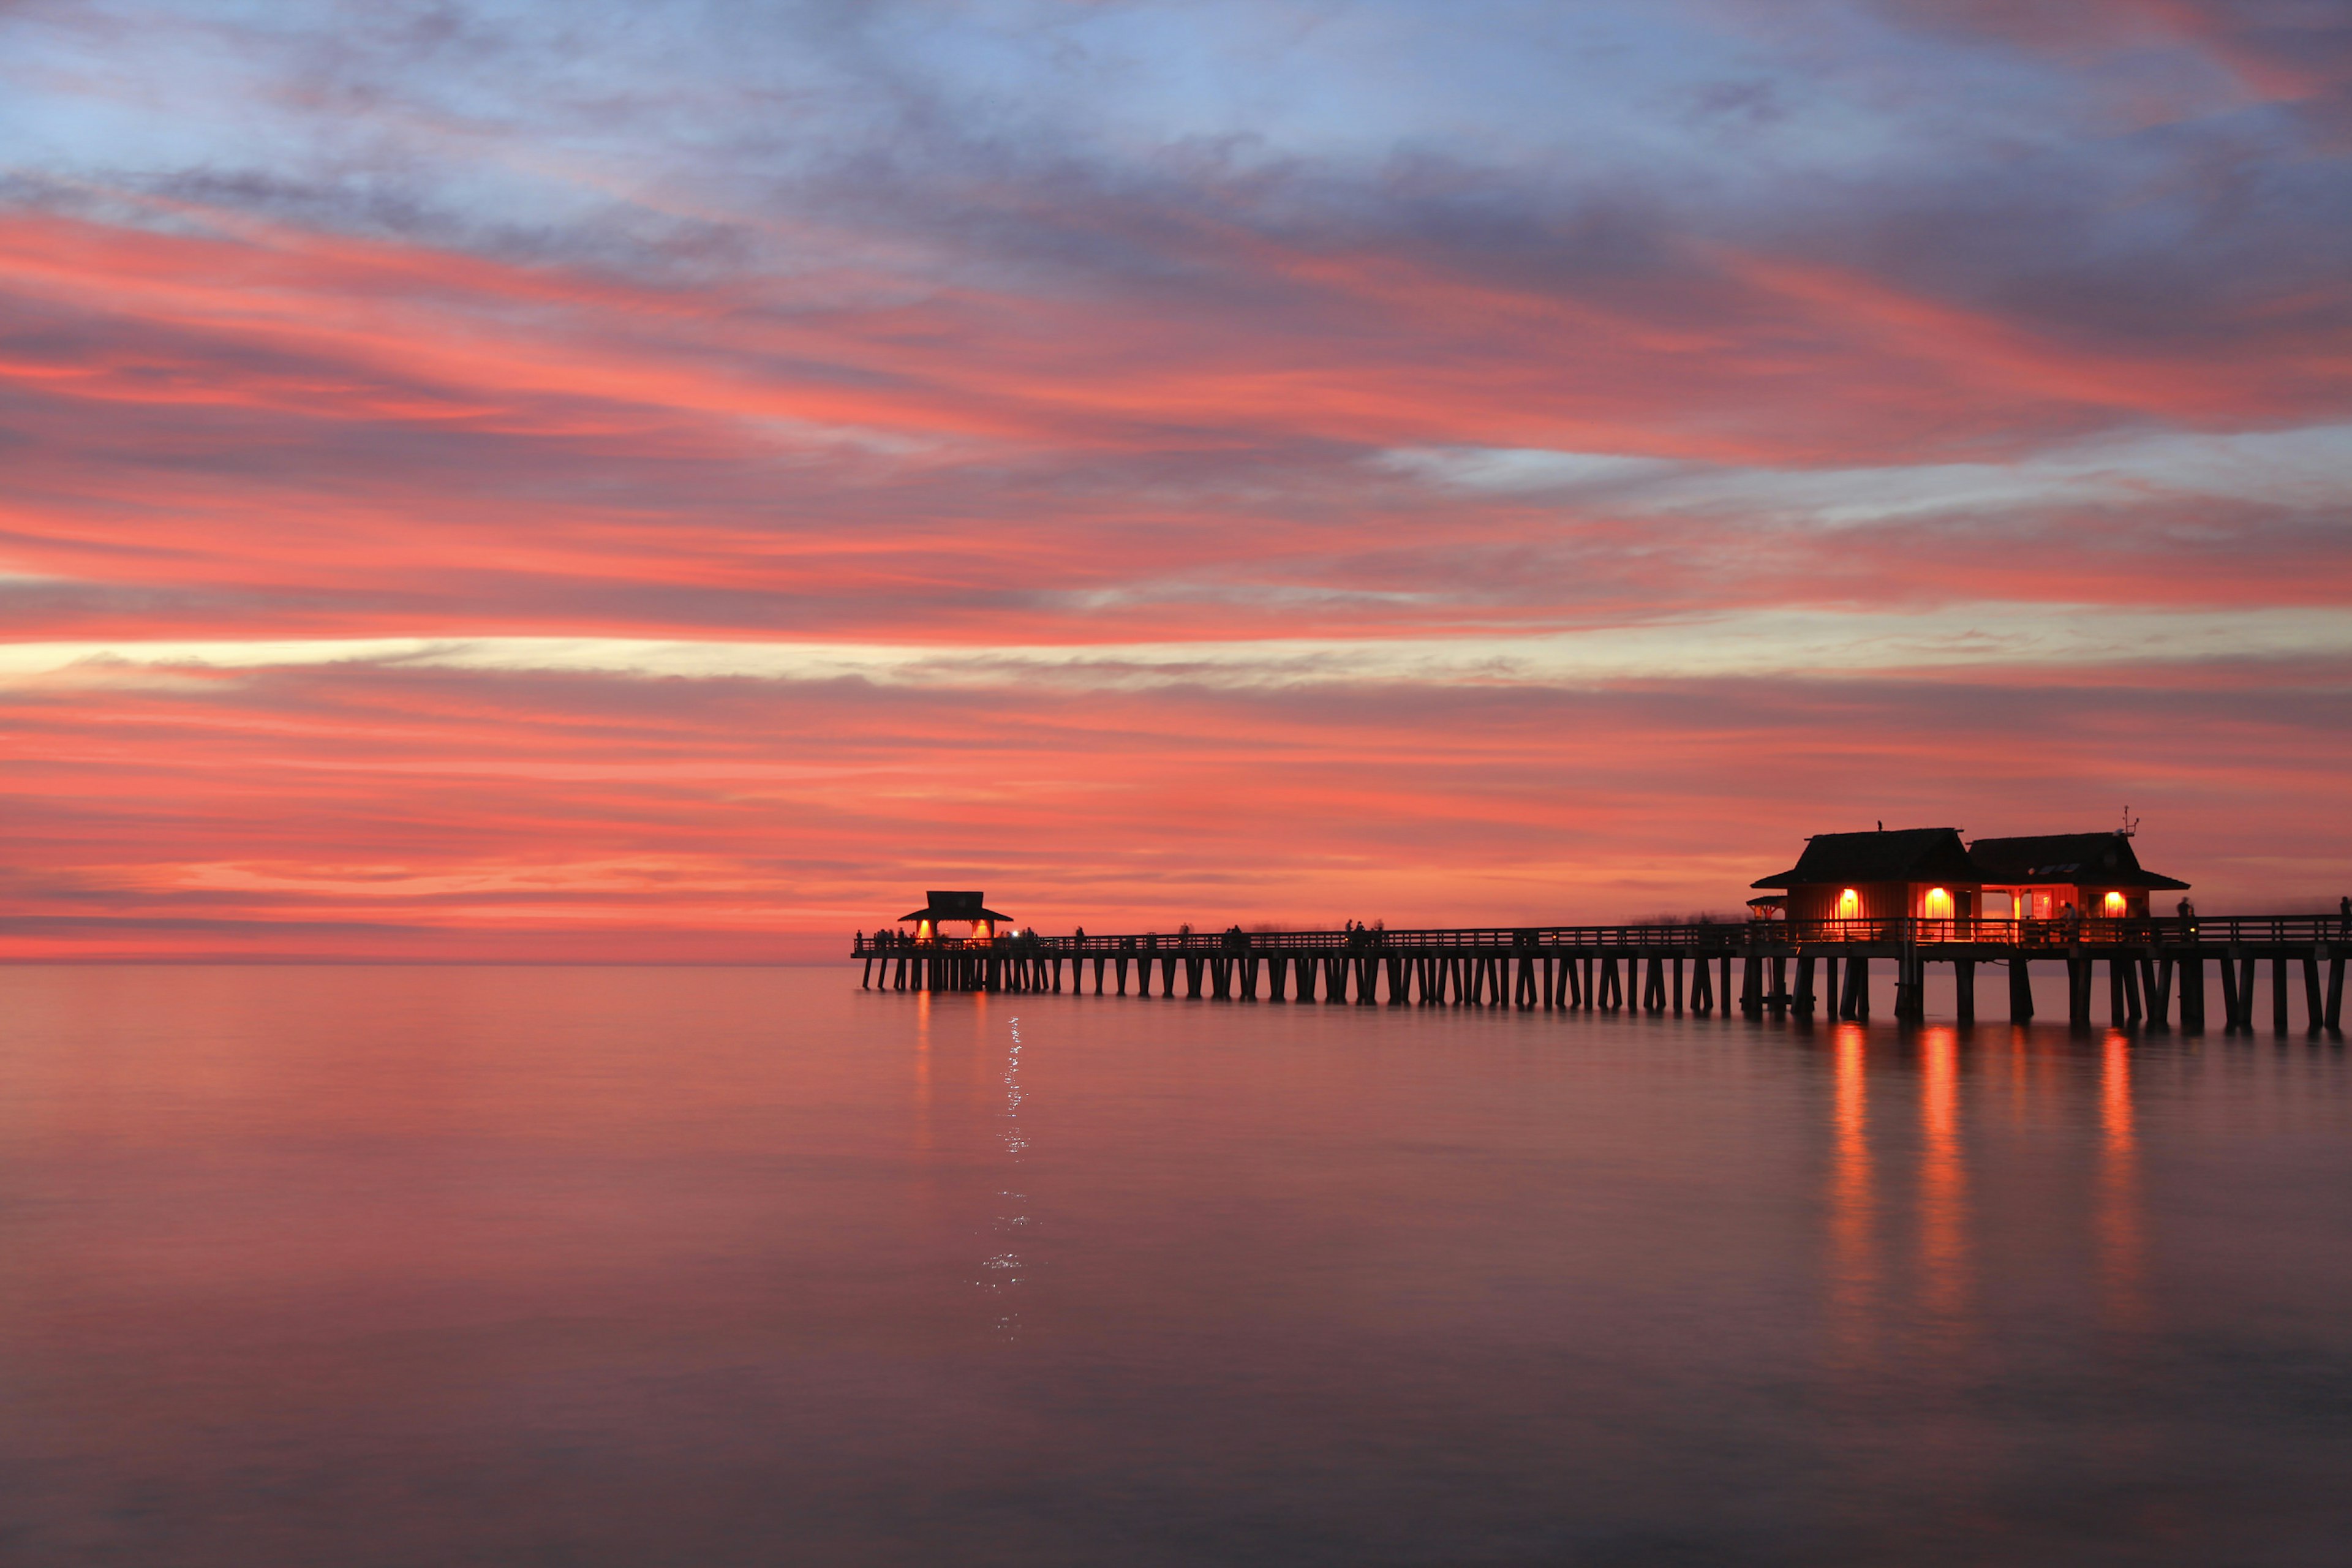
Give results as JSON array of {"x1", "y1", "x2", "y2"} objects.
[{"x1": 1825, "y1": 1027, "x2": 2147, "y2": 1362}]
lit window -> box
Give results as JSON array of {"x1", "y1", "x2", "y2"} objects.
[
  {"x1": 1923, "y1": 888, "x2": 1952, "y2": 919},
  {"x1": 1838, "y1": 888, "x2": 1860, "y2": 918}
]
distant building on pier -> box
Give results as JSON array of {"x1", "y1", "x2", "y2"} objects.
[
  {"x1": 1751, "y1": 826, "x2": 2190, "y2": 922},
  {"x1": 900, "y1": 891, "x2": 1013, "y2": 943}
]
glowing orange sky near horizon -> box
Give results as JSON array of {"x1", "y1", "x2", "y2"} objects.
[{"x1": 4, "y1": 1, "x2": 2350, "y2": 959}]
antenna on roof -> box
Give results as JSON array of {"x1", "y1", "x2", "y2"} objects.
[{"x1": 2119, "y1": 804, "x2": 2139, "y2": 838}]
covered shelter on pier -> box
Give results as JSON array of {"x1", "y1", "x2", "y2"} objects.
[
  {"x1": 1969, "y1": 833, "x2": 2188, "y2": 921},
  {"x1": 1752, "y1": 826, "x2": 1981, "y2": 924},
  {"x1": 899, "y1": 891, "x2": 1014, "y2": 943}
]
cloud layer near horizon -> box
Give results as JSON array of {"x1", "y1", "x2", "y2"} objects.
[{"x1": 4, "y1": 0, "x2": 2350, "y2": 957}]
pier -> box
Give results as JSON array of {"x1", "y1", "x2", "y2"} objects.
[{"x1": 854, "y1": 916, "x2": 2350, "y2": 1031}]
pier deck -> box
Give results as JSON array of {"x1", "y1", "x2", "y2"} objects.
[{"x1": 855, "y1": 916, "x2": 2350, "y2": 1030}]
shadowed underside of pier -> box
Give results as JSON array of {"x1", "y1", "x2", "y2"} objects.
[{"x1": 854, "y1": 918, "x2": 2350, "y2": 1031}]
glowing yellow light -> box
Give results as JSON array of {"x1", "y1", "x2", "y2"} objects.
[
  {"x1": 2102, "y1": 892, "x2": 2125, "y2": 915},
  {"x1": 1924, "y1": 888, "x2": 1952, "y2": 919},
  {"x1": 1839, "y1": 888, "x2": 1860, "y2": 918}
]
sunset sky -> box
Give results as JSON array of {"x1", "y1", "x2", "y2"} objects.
[{"x1": 4, "y1": 0, "x2": 2349, "y2": 960}]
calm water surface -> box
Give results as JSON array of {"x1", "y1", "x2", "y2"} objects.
[{"x1": 2, "y1": 965, "x2": 2348, "y2": 1566}]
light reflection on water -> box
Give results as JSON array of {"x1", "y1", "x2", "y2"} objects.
[
  {"x1": 986, "y1": 1014, "x2": 1027, "y2": 1338},
  {"x1": 1917, "y1": 1026, "x2": 1969, "y2": 1340},
  {"x1": 1, "y1": 964, "x2": 2348, "y2": 1567},
  {"x1": 2100, "y1": 1030, "x2": 2147, "y2": 1333},
  {"x1": 1826, "y1": 1025, "x2": 1875, "y2": 1368}
]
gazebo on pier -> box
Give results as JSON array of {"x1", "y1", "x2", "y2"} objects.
[{"x1": 900, "y1": 891, "x2": 1014, "y2": 944}]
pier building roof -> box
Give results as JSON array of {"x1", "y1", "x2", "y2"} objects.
[
  {"x1": 1751, "y1": 826, "x2": 1976, "y2": 890},
  {"x1": 899, "y1": 890, "x2": 1014, "y2": 923},
  {"x1": 1968, "y1": 834, "x2": 2188, "y2": 890}
]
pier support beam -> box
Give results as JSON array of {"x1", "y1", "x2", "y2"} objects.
[
  {"x1": 1894, "y1": 949, "x2": 1925, "y2": 1023},
  {"x1": 2067, "y1": 948, "x2": 2092, "y2": 1027},
  {"x1": 1953, "y1": 959, "x2": 1974, "y2": 1026},
  {"x1": 2008, "y1": 957, "x2": 2033, "y2": 1023}
]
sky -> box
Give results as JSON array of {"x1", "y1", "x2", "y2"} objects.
[{"x1": 2, "y1": 0, "x2": 2349, "y2": 960}]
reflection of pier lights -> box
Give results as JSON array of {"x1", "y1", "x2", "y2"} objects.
[
  {"x1": 2098, "y1": 1031, "x2": 2146, "y2": 1329},
  {"x1": 1826, "y1": 1026, "x2": 1877, "y2": 1363},
  {"x1": 1917, "y1": 1028, "x2": 1969, "y2": 1333}
]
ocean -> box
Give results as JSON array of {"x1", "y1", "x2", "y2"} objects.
[{"x1": 2, "y1": 963, "x2": 2347, "y2": 1565}]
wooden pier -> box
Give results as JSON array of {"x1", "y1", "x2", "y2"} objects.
[{"x1": 854, "y1": 916, "x2": 2350, "y2": 1031}]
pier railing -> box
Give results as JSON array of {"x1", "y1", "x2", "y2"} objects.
[{"x1": 855, "y1": 913, "x2": 2352, "y2": 957}]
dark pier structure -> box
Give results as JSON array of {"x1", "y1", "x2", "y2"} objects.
[{"x1": 856, "y1": 835, "x2": 2350, "y2": 1033}]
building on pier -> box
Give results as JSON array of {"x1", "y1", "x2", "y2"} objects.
[
  {"x1": 1751, "y1": 826, "x2": 1981, "y2": 924},
  {"x1": 899, "y1": 890, "x2": 1013, "y2": 943},
  {"x1": 1751, "y1": 825, "x2": 2191, "y2": 925},
  {"x1": 1968, "y1": 833, "x2": 2188, "y2": 921}
]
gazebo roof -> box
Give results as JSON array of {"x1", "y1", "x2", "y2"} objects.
[{"x1": 899, "y1": 890, "x2": 1014, "y2": 923}]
